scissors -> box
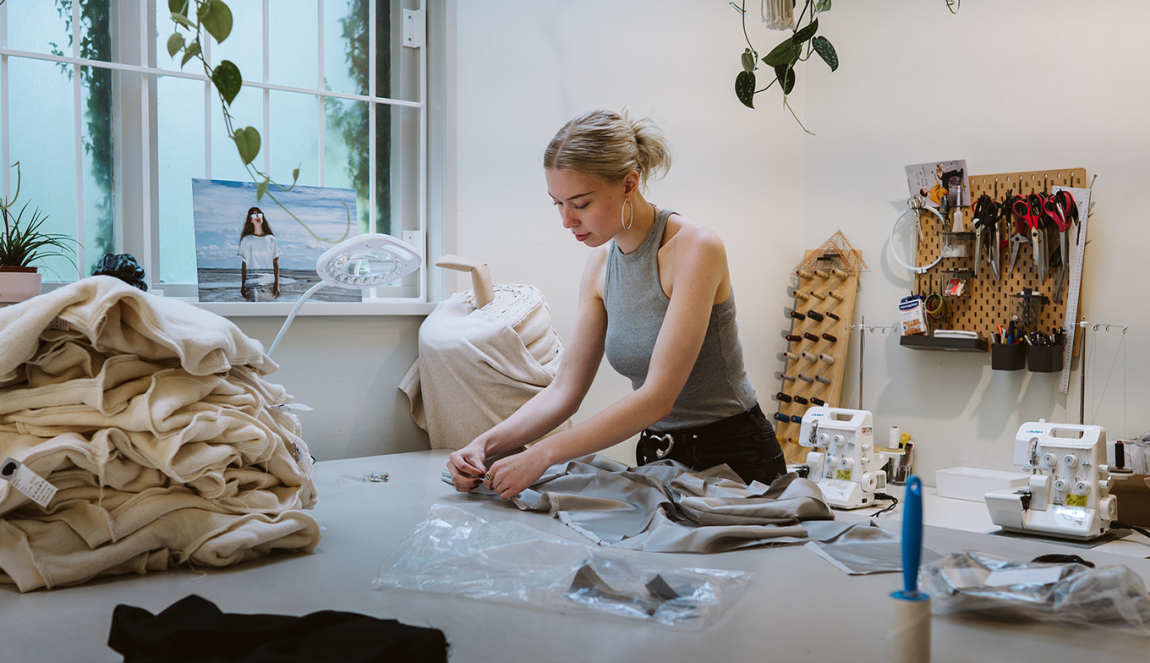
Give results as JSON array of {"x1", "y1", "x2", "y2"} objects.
[
  {"x1": 1044, "y1": 194, "x2": 1070, "y2": 273},
  {"x1": 971, "y1": 194, "x2": 993, "y2": 277},
  {"x1": 1012, "y1": 193, "x2": 1047, "y2": 283}
]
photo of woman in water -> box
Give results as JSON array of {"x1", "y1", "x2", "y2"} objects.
[{"x1": 237, "y1": 206, "x2": 281, "y2": 301}]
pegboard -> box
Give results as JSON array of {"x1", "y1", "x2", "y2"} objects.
[
  {"x1": 775, "y1": 247, "x2": 860, "y2": 463},
  {"x1": 912, "y1": 168, "x2": 1087, "y2": 354}
]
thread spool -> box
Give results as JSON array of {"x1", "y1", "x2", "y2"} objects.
[
  {"x1": 822, "y1": 333, "x2": 838, "y2": 343},
  {"x1": 808, "y1": 290, "x2": 826, "y2": 300},
  {"x1": 810, "y1": 397, "x2": 826, "y2": 406},
  {"x1": 889, "y1": 426, "x2": 901, "y2": 449},
  {"x1": 788, "y1": 310, "x2": 806, "y2": 321},
  {"x1": 815, "y1": 375, "x2": 832, "y2": 385},
  {"x1": 792, "y1": 289, "x2": 810, "y2": 301},
  {"x1": 780, "y1": 373, "x2": 796, "y2": 382},
  {"x1": 831, "y1": 267, "x2": 848, "y2": 279},
  {"x1": 773, "y1": 412, "x2": 790, "y2": 423},
  {"x1": 888, "y1": 593, "x2": 931, "y2": 663},
  {"x1": 797, "y1": 373, "x2": 814, "y2": 383},
  {"x1": 775, "y1": 392, "x2": 793, "y2": 403},
  {"x1": 803, "y1": 332, "x2": 820, "y2": 342},
  {"x1": 793, "y1": 395, "x2": 809, "y2": 405},
  {"x1": 827, "y1": 290, "x2": 844, "y2": 302},
  {"x1": 783, "y1": 351, "x2": 799, "y2": 361},
  {"x1": 796, "y1": 268, "x2": 814, "y2": 279},
  {"x1": 790, "y1": 414, "x2": 803, "y2": 423},
  {"x1": 825, "y1": 311, "x2": 840, "y2": 321},
  {"x1": 814, "y1": 269, "x2": 830, "y2": 279},
  {"x1": 801, "y1": 351, "x2": 817, "y2": 362},
  {"x1": 806, "y1": 310, "x2": 825, "y2": 322},
  {"x1": 785, "y1": 334, "x2": 802, "y2": 343},
  {"x1": 818, "y1": 353, "x2": 834, "y2": 365}
]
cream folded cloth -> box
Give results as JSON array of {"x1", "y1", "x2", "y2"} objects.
[{"x1": 0, "y1": 277, "x2": 318, "y2": 592}]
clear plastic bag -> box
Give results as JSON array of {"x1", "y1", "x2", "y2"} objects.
[
  {"x1": 921, "y1": 551, "x2": 1150, "y2": 635},
  {"x1": 373, "y1": 504, "x2": 751, "y2": 629}
]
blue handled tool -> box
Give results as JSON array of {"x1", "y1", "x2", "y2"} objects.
[{"x1": 901, "y1": 476, "x2": 923, "y2": 597}]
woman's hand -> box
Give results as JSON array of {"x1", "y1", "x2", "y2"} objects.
[
  {"x1": 446, "y1": 442, "x2": 488, "y2": 492},
  {"x1": 484, "y1": 446, "x2": 551, "y2": 500}
]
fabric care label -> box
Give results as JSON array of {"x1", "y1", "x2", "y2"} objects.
[{"x1": 0, "y1": 458, "x2": 58, "y2": 508}]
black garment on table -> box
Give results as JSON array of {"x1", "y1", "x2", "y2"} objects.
[
  {"x1": 108, "y1": 594, "x2": 448, "y2": 663},
  {"x1": 636, "y1": 402, "x2": 787, "y2": 485}
]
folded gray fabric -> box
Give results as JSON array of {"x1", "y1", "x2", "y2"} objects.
[{"x1": 445, "y1": 455, "x2": 835, "y2": 553}]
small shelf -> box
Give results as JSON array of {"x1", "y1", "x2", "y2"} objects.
[{"x1": 899, "y1": 334, "x2": 988, "y2": 353}]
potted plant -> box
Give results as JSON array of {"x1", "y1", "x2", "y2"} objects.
[{"x1": 0, "y1": 171, "x2": 77, "y2": 303}]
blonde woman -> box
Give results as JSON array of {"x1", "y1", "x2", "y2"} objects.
[{"x1": 448, "y1": 110, "x2": 785, "y2": 498}]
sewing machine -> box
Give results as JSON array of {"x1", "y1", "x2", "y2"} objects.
[
  {"x1": 799, "y1": 407, "x2": 897, "y2": 509},
  {"x1": 984, "y1": 421, "x2": 1116, "y2": 541}
]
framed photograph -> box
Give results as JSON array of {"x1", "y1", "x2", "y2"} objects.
[
  {"x1": 905, "y1": 160, "x2": 970, "y2": 209},
  {"x1": 192, "y1": 179, "x2": 362, "y2": 303}
]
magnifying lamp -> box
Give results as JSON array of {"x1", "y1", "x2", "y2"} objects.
[{"x1": 268, "y1": 234, "x2": 422, "y2": 357}]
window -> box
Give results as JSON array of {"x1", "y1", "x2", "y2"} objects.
[{"x1": 0, "y1": 0, "x2": 438, "y2": 314}]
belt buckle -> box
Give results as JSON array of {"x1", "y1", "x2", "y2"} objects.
[{"x1": 653, "y1": 433, "x2": 675, "y2": 460}]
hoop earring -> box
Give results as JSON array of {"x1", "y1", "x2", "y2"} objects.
[{"x1": 621, "y1": 198, "x2": 634, "y2": 230}]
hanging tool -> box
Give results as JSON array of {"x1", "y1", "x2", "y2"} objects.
[{"x1": 1012, "y1": 193, "x2": 1047, "y2": 283}]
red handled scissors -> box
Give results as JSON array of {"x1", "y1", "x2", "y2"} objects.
[{"x1": 1011, "y1": 193, "x2": 1047, "y2": 283}]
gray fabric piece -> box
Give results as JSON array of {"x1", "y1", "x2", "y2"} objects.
[
  {"x1": 602, "y1": 207, "x2": 757, "y2": 429},
  {"x1": 802, "y1": 520, "x2": 943, "y2": 576},
  {"x1": 444, "y1": 454, "x2": 835, "y2": 553}
]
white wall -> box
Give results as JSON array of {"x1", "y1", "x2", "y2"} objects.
[
  {"x1": 799, "y1": 0, "x2": 1150, "y2": 481},
  {"x1": 450, "y1": 0, "x2": 805, "y2": 462}
]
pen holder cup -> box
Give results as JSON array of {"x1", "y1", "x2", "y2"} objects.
[
  {"x1": 991, "y1": 343, "x2": 1028, "y2": 371},
  {"x1": 892, "y1": 465, "x2": 912, "y2": 486},
  {"x1": 1027, "y1": 342, "x2": 1065, "y2": 373}
]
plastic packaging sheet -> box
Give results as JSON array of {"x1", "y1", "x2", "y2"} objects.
[
  {"x1": 921, "y1": 551, "x2": 1150, "y2": 634},
  {"x1": 373, "y1": 504, "x2": 751, "y2": 629}
]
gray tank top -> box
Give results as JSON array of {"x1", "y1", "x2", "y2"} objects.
[{"x1": 603, "y1": 207, "x2": 757, "y2": 430}]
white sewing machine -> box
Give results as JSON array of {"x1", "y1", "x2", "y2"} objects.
[
  {"x1": 799, "y1": 407, "x2": 897, "y2": 509},
  {"x1": 984, "y1": 421, "x2": 1116, "y2": 541}
]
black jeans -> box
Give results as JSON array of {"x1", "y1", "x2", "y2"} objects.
[{"x1": 635, "y1": 403, "x2": 787, "y2": 486}]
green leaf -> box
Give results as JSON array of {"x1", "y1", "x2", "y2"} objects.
[
  {"x1": 180, "y1": 41, "x2": 201, "y2": 68},
  {"x1": 233, "y1": 126, "x2": 261, "y2": 165},
  {"x1": 774, "y1": 64, "x2": 796, "y2": 95},
  {"x1": 815, "y1": 0, "x2": 831, "y2": 12},
  {"x1": 762, "y1": 38, "x2": 798, "y2": 68},
  {"x1": 741, "y1": 48, "x2": 756, "y2": 73},
  {"x1": 166, "y1": 32, "x2": 185, "y2": 58},
  {"x1": 735, "y1": 70, "x2": 756, "y2": 109},
  {"x1": 211, "y1": 59, "x2": 243, "y2": 105},
  {"x1": 792, "y1": 17, "x2": 818, "y2": 44},
  {"x1": 199, "y1": 0, "x2": 234, "y2": 44},
  {"x1": 170, "y1": 11, "x2": 195, "y2": 30},
  {"x1": 169, "y1": 0, "x2": 188, "y2": 17},
  {"x1": 812, "y1": 36, "x2": 838, "y2": 72},
  {"x1": 257, "y1": 177, "x2": 269, "y2": 202}
]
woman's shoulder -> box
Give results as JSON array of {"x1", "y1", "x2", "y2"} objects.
[{"x1": 663, "y1": 211, "x2": 725, "y2": 255}]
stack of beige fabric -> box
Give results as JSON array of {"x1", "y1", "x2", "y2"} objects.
[{"x1": 0, "y1": 277, "x2": 319, "y2": 592}]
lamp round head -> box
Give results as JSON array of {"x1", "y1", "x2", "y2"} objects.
[{"x1": 316, "y1": 234, "x2": 422, "y2": 289}]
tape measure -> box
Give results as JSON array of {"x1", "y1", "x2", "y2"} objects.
[{"x1": 1055, "y1": 186, "x2": 1091, "y2": 394}]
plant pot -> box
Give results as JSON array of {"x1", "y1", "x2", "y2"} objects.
[{"x1": 0, "y1": 266, "x2": 42, "y2": 303}]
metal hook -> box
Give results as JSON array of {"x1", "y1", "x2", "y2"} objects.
[
  {"x1": 1106, "y1": 325, "x2": 1111, "y2": 332},
  {"x1": 1093, "y1": 324, "x2": 1100, "y2": 331}
]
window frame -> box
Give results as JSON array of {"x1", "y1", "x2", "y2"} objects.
[{"x1": 0, "y1": 0, "x2": 442, "y2": 317}]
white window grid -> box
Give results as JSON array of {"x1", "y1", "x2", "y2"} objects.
[{"x1": 0, "y1": 0, "x2": 431, "y2": 315}]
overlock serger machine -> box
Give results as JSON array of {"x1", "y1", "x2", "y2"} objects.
[
  {"x1": 984, "y1": 421, "x2": 1116, "y2": 541},
  {"x1": 799, "y1": 407, "x2": 897, "y2": 509}
]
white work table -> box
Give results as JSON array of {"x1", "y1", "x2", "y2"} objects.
[{"x1": 2, "y1": 449, "x2": 1149, "y2": 662}]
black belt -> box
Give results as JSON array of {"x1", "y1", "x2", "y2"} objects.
[{"x1": 639, "y1": 403, "x2": 764, "y2": 459}]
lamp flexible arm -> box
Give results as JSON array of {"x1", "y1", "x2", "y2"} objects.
[
  {"x1": 435, "y1": 254, "x2": 494, "y2": 309},
  {"x1": 268, "y1": 281, "x2": 328, "y2": 358}
]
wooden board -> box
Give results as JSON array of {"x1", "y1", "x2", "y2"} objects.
[
  {"x1": 776, "y1": 249, "x2": 859, "y2": 463},
  {"x1": 912, "y1": 168, "x2": 1087, "y2": 357}
]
